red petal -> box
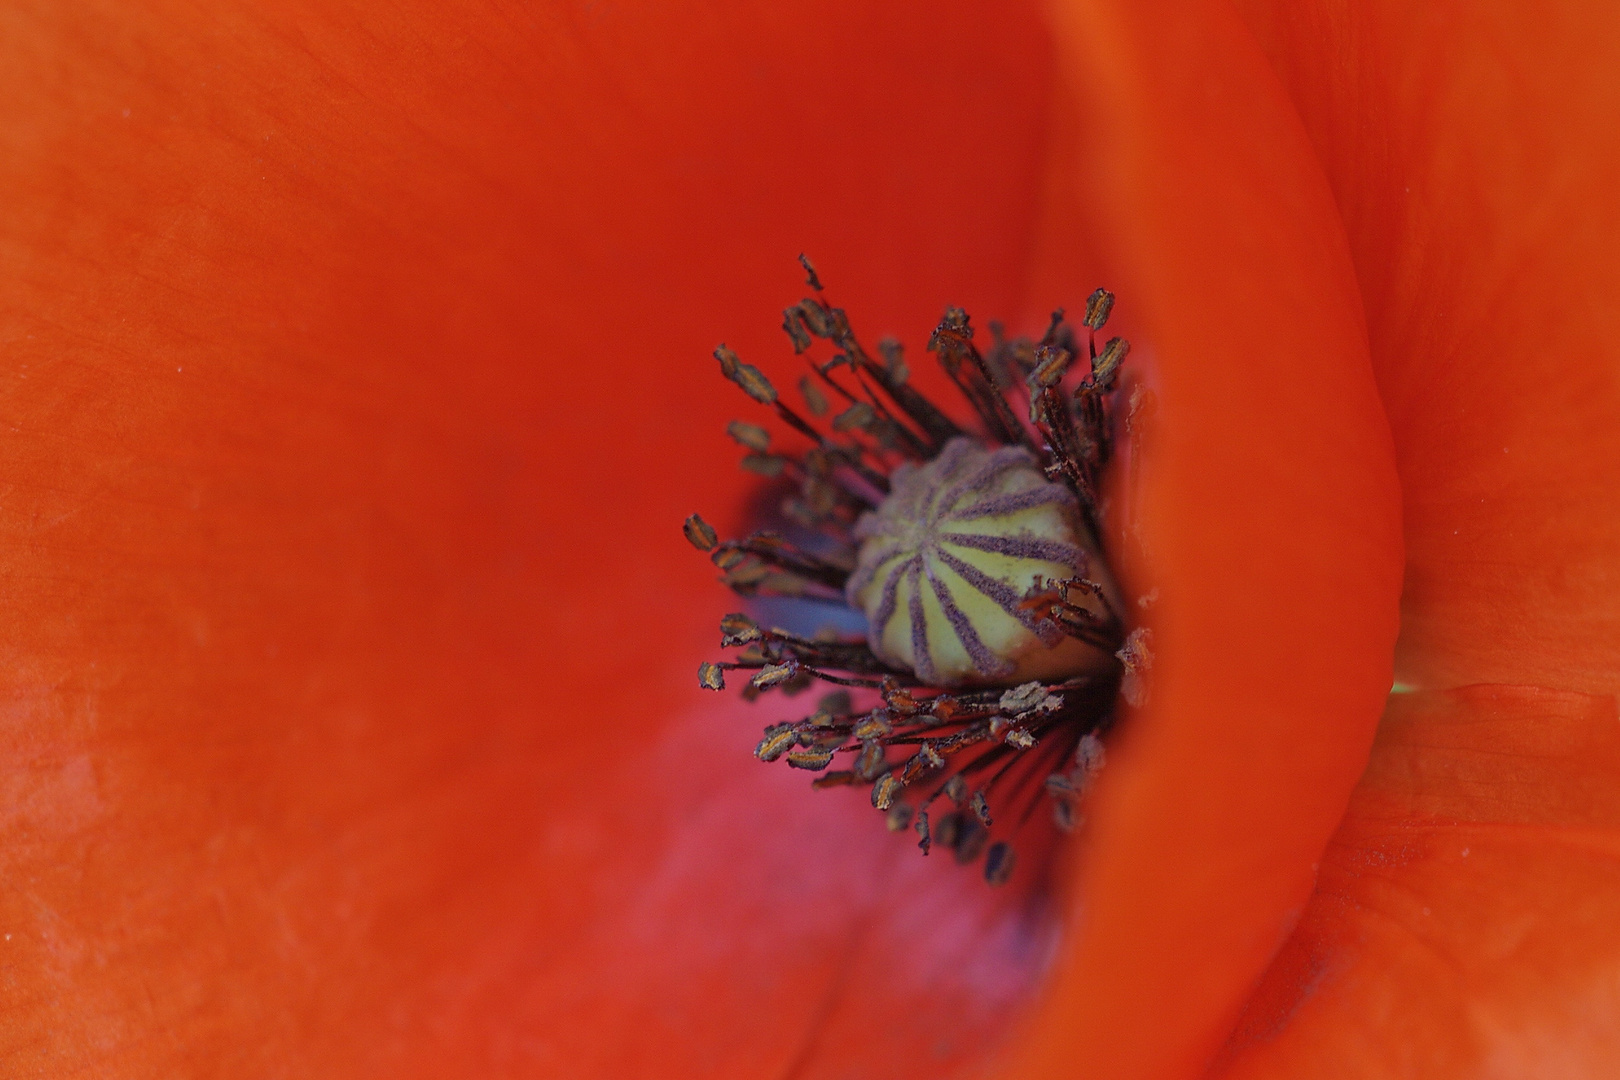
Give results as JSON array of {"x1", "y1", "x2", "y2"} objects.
[
  {"x1": 1006, "y1": 1, "x2": 1402, "y2": 1076},
  {"x1": 1216, "y1": 685, "x2": 1620, "y2": 1077},
  {"x1": 1235, "y1": 0, "x2": 1620, "y2": 695},
  {"x1": 1217, "y1": 4, "x2": 1620, "y2": 1070},
  {"x1": 0, "y1": 2, "x2": 1062, "y2": 1073}
]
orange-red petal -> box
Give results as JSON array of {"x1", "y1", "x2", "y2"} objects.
[
  {"x1": 0, "y1": 1, "x2": 1066, "y2": 1073},
  {"x1": 1235, "y1": 0, "x2": 1620, "y2": 696},
  {"x1": 1216, "y1": 686, "x2": 1620, "y2": 1077},
  {"x1": 1005, "y1": 1, "x2": 1403, "y2": 1076},
  {"x1": 1212, "y1": 4, "x2": 1620, "y2": 1072}
]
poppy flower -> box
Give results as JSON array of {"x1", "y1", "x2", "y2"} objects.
[{"x1": 0, "y1": 2, "x2": 1614, "y2": 1080}]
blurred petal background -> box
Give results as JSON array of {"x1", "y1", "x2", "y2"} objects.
[{"x1": 0, "y1": 1, "x2": 1614, "y2": 1078}]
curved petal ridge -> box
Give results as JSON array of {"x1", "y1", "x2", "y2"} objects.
[
  {"x1": 1216, "y1": 684, "x2": 1620, "y2": 1080},
  {"x1": 1233, "y1": 0, "x2": 1620, "y2": 696},
  {"x1": 1005, "y1": 0, "x2": 1403, "y2": 1076}
]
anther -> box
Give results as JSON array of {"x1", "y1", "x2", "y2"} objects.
[
  {"x1": 698, "y1": 661, "x2": 726, "y2": 691},
  {"x1": 798, "y1": 253, "x2": 823, "y2": 292},
  {"x1": 1090, "y1": 337, "x2": 1129, "y2": 388},
  {"x1": 970, "y1": 790, "x2": 993, "y2": 827},
  {"x1": 984, "y1": 841, "x2": 1016, "y2": 886},
  {"x1": 819, "y1": 690, "x2": 852, "y2": 715},
  {"x1": 831, "y1": 401, "x2": 876, "y2": 433},
  {"x1": 786, "y1": 749, "x2": 835, "y2": 770},
  {"x1": 854, "y1": 741, "x2": 886, "y2": 781},
  {"x1": 878, "y1": 337, "x2": 909, "y2": 383},
  {"x1": 719, "y1": 612, "x2": 762, "y2": 647},
  {"x1": 934, "y1": 811, "x2": 960, "y2": 851},
  {"x1": 739, "y1": 453, "x2": 787, "y2": 477},
  {"x1": 871, "y1": 773, "x2": 903, "y2": 810},
  {"x1": 1028, "y1": 346, "x2": 1072, "y2": 389},
  {"x1": 683, "y1": 513, "x2": 718, "y2": 551},
  {"x1": 1082, "y1": 288, "x2": 1115, "y2": 330},
  {"x1": 756, "y1": 725, "x2": 797, "y2": 762},
  {"x1": 880, "y1": 678, "x2": 922, "y2": 715},
  {"x1": 751, "y1": 661, "x2": 800, "y2": 689},
  {"x1": 851, "y1": 713, "x2": 893, "y2": 739},
  {"x1": 951, "y1": 814, "x2": 989, "y2": 864},
  {"x1": 1076, "y1": 732, "x2": 1107, "y2": 775},
  {"x1": 798, "y1": 375, "x2": 830, "y2": 417},
  {"x1": 1115, "y1": 627, "x2": 1154, "y2": 708},
  {"x1": 999, "y1": 681, "x2": 1058, "y2": 717},
  {"x1": 715, "y1": 344, "x2": 778, "y2": 404},
  {"x1": 727, "y1": 420, "x2": 771, "y2": 451}
]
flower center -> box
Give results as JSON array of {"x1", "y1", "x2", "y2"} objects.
[
  {"x1": 685, "y1": 257, "x2": 1143, "y2": 886},
  {"x1": 848, "y1": 436, "x2": 1116, "y2": 687}
]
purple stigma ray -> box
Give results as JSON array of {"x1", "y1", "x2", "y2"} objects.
[
  {"x1": 928, "y1": 436, "x2": 977, "y2": 482},
  {"x1": 906, "y1": 559, "x2": 940, "y2": 685},
  {"x1": 942, "y1": 485, "x2": 1077, "y2": 522},
  {"x1": 847, "y1": 432, "x2": 1111, "y2": 685},
  {"x1": 843, "y1": 539, "x2": 905, "y2": 600},
  {"x1": 926, "y1": 558, "x2": 1015, "y2": 679},
  {"x1": 938, "y1": 532, "x2": 1086, "y2": 567},
  {"x1": 868, "y1": 554, "x2": 914, "y2": 648},
  {"x1": 933, "y1": 547, "x2": 1066, "y2": 647},
  {"x1": 933, "y1": 442, "x2": 1033, "y2": 513},
  {"x1": 890, "y1": 438, "x2": 970, "y2": 526}
]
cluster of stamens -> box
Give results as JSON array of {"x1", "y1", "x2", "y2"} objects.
[{"x1": 686, "y1": 256, "x2": 1151, "y2": 886}]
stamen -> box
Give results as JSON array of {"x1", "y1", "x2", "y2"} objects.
[
  {"x1": 683, "y1": 513, "x2": 718, "y2": 552},
  {"x1": 984, "y1": 840, "x2": 1016, "y2": 886},
  {"x1": 688, "y1": 263, "x2": 1140, "y2": 880},
  {"x1": 950, "y1": 813, "x2": 990, "y2": 864},
  {"x1": 798, "y1": 375, "x2": 831, "y2": 417},
  {"x1": 698, "y1": 661, "x2": 726, "y2": 691},
  {"x1": 755, "y1": 725, "x2": 797, "y2": 762},
  {"x1": 727, "y1": 420, "x2": 772, "y2": 452},
  {"x1": 970, "y1": 790, "x2": 993, "y2": 826},
  {"x1": 871, "y1": 773, "x2": 903, "y2": 811},
  {"x1": 786, "y1": 748, "x2": 835, "y2": 770},
  {"x1": 1082, "y1": 288, "x2": 1115, "y2": 329},
  {"x1": 1116, "y1": 627, "x2": 1155, "y2": 708}
]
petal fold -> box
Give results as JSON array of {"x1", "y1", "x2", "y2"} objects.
[
  {"x1": 1235, "y1": 0, "x2": 1620, "y2": 695},
  {"x1": 1217, "y1": 685, "x2": 1620, "y2": 1079},
  {"x1": 1009, "y1": 0, "x2": 1402, "y2": 1076}
]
